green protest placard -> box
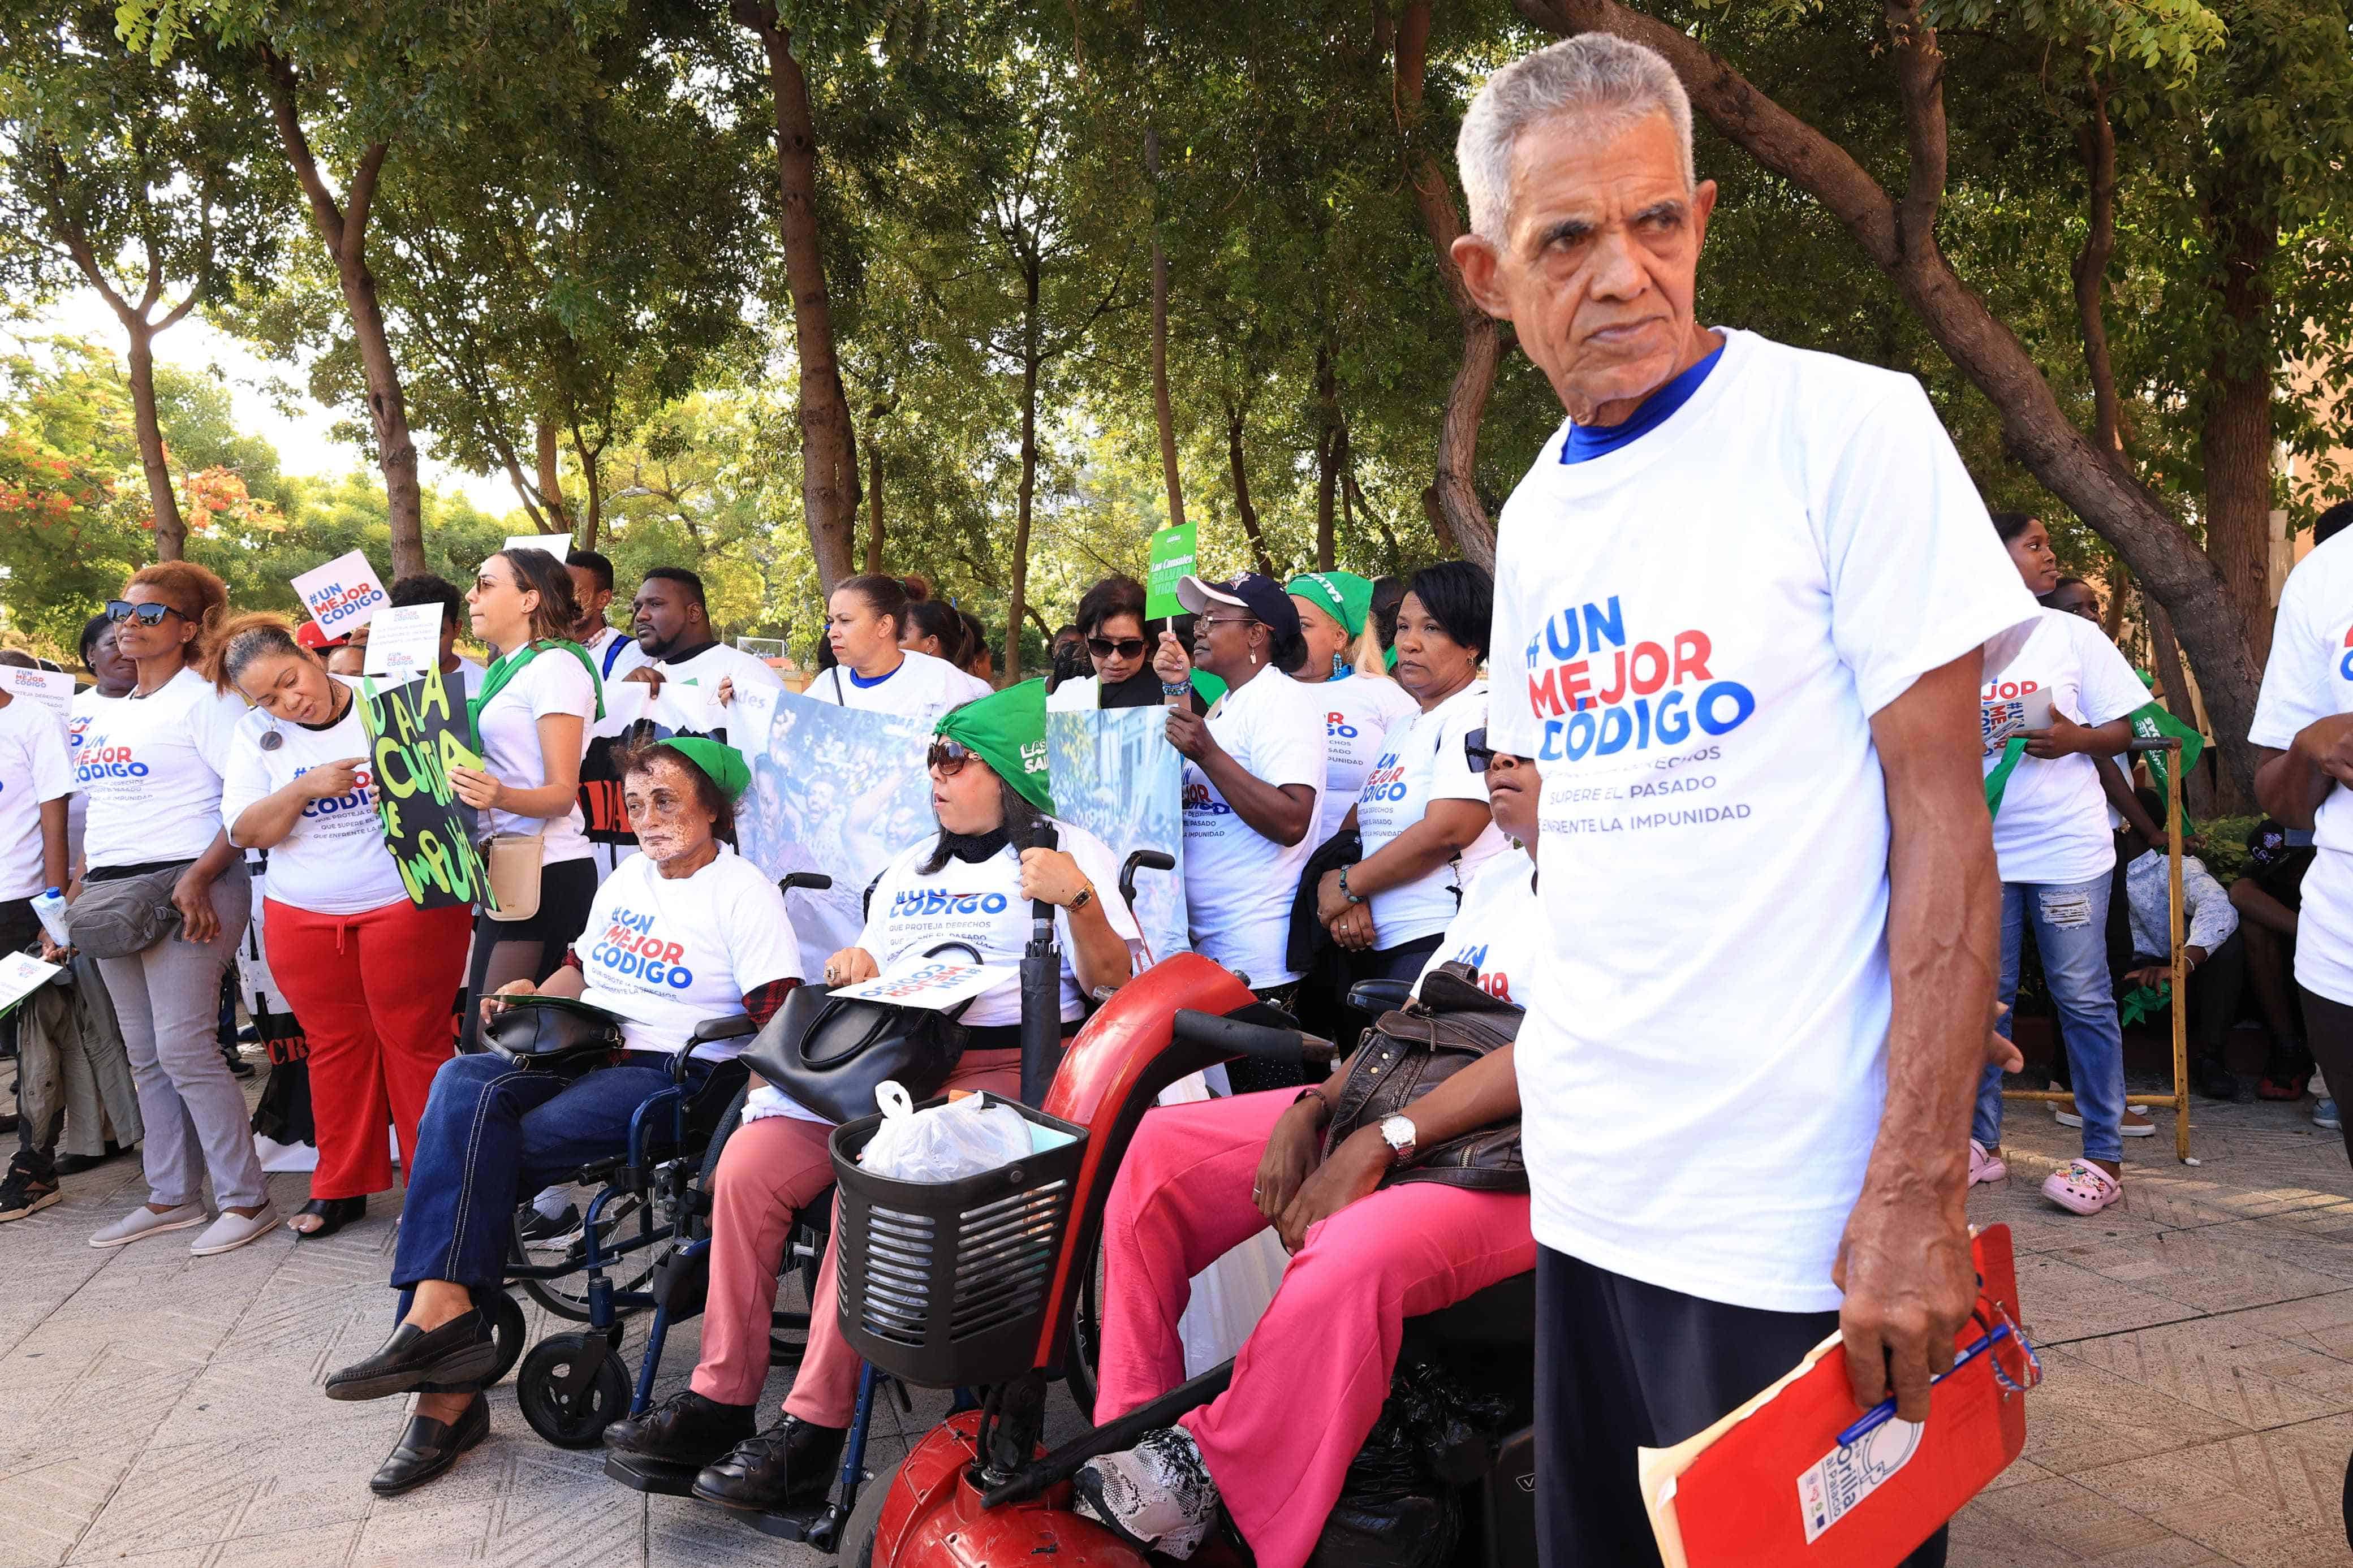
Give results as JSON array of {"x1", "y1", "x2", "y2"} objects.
[
  {"x1": 1145, "y1": 523, "x2": 1197, "y2": 621},
  {"x1": 360, "y1": 668, "x2": 494, "y2": 910}
]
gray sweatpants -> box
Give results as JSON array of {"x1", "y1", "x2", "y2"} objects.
[{"x1": 93, "y1": 861, "x2": 268, "y2": 1211}]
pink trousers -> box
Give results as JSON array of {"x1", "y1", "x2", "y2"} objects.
[
  {"x1": 1095, "y1": 1090, "x2": 1534, "y2": 1568},
  {"x1": 691, "y1": 1050, "x2": 1024, "y2": 1424}
]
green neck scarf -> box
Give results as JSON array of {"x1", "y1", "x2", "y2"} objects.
[
  {"x1": 1984, "y1": 736, "x2": 2028, "y2": 819},
  {"x1": 466, "y1": 639, "x2": 605, "y2": 749}
]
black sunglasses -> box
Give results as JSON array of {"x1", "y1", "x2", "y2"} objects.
[
  {"x1": 105, "y1": 599, "x2": 184, "y2": 628},
  {"x1": 926, "y1": 738, "x2": 973, "y2": 776},
  {"x1": 1087, "y1": 636, "x2": 1147, "y2": 660},
  {"x1": 1464, "y1": 728, "x2": 1512, "y2": 772}
]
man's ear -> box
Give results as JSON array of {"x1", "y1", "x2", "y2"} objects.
[{"x1": 1453, "y1": 232, "x2": 1512, "y2": 321}]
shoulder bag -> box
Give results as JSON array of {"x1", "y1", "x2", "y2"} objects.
[
  {"x1": 66, "y1": 863, "x2": 190, "y2": 959},
  {"x1": 740, "y1": 941, "x2": 982, "y2": 1124},
  {"x1": 482, "y1": 993, "x2": 625, "y2": 1077},
  {"x1": 1322, "y1": 961, "x2": 1525, "y2": 1192}
]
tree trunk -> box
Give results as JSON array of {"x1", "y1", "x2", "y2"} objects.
[
  {"x1": 1225, "y1": 404, "x2": 1278, "y2": 577},
  {"x1": 535, "y1": 421, "x2": 575, "y2": 536},
  {"x1": 865, "y1": 433, "x2": 885, "y2": 574},
  {"x1": 1006, "y1": 271, "x2": 1042, "y2": 684},
  {"x1": 736, "y1": 3, "x2": 858, "y2": 593},
  {"x1": 122, "y1": 322, "x2": 185, "y2": 559},
  {"x1": 1511, "y1": 0, "x2": 2264, "y2": 798},
  {"x1": 1395, "y1": 2, "x2": 1497, "y2": 568},
  {"x1": 1145, "y1": 127, "x2": 1187, "y2": 533},
  {"x1": 574, "y1": 437, "x2": 602, "y2": 554},
  {"x1": 2201, "y1": 153, "x2": 2279, "y2": 670},
  {"x1": 1315, "y1": 344, "x2": 1340, "y2": 571}
]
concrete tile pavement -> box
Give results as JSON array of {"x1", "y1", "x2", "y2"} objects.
[{"x1": 2, "y1": 1083, "x2": 2351, "y2": 1565}]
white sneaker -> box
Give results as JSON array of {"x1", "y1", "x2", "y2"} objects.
[
  {"x1": 190, "y1": 1204, "x2": 279, "y2": 1256},
  {"x1": 1073, "y1": 1426, "x2": 1219, "y2": 1558},
  {"x1": 89, "y1": 1202, "x2": 208, "y2": 1249}
]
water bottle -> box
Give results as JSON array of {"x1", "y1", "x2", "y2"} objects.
[{"x1": 31, "y1": 887, "x2": 70, "y2": 948}]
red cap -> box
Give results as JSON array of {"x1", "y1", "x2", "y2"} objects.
[{"x1": 296, "y1": 620, "x2": 350, "y2": 651}]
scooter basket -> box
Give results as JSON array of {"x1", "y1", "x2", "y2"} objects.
[{"x1": 828, "y1": 1098, "x2": 1089, "y2": 1388}]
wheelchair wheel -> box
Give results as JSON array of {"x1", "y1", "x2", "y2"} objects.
[
  {"x1": 1063, "y1": 1236, "x2": 1107, "y2": 1416},
  {"x1": 485, "y1": 1289, "x2": 527, "y2": 1387},
  {"x1": 510, "y1": 1191, "x2": 657, "y2": 1321},
  {"x1": 516, "y1": 1331, "x2": 629, "y2": 1448}
]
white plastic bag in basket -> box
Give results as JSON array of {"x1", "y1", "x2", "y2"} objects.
[{"x1": 857, "y1": 1081, "x2": 1033, "y2": 1182}]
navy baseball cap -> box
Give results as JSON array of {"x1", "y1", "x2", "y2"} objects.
[{"x1": 1176, "y1": 573, "x2": 1302, "y2": 642}]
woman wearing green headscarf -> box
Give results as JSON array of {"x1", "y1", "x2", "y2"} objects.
[
  {"x1": 1286, "y1": 572, "x2": 1417, "y2": 844},
  {"x1": 601, "y1": 681, "x2": 1148, "y2": 1514}
]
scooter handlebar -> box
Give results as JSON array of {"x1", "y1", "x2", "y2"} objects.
[{"x1": 1171, "y1": 1009, "x2": 1336, "y2": 1074}]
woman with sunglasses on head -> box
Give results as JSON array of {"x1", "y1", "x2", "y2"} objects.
[
  {"x1": 1150, "y1": 575, "x2": 1329, "y2": 1018},
  {"x1": 1285, "y1": 571, "x2": 1417, "y2": 844},
  {"x1": 603, "y1": 683, "x2": 1145, "y2": 1513},
  {"x1": 73, "y1": 564, "x2": 277, "y2": 1255},
  {"x1": 1316, "y1": 563, "x2": 1507, "y2": 989},
  {"x1": 1048, "y1": 575, "x2": 1209, "y2": 715},
  {"x1": 1071, "y1": 741, "x2": 1542, "y2": 1565},
  {"x1": 327, "y1": 738, "x2": 801, "y2": 1494},
  {"x1": 210, "y1": 615, "x2": 475, "y2": 1241},
  {"x1": 808, "y1": 574, "x2": 989, "y2": 718},
  {"x1": 450, "y1": 548, "x2": 606, "y2": 1053}
]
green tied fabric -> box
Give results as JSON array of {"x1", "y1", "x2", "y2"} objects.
[
  {"x1": 936, "y1": 678, "x2": 1054, "y2": 816},
  {"x1": 466, "y1": 639, "x2": 605, "y2": 750},
  {"x1": 1285, "y1": 571, "x2": 1374, "y2": 639},
  {"x1": 1984, "y1": 736, "x2": 2028, "y2": 819},
  {"x1": 2118, "y1": 980, "x2": 2171, "y2": 1029},
  {"x1": 2126, "y1": 700, "x2": 2205, "y2": 836},
  {"x1": 661, "y1": 736, "x2": 751, "y2": 801}
]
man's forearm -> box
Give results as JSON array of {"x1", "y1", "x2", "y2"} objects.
[
  {"x1": 2254, "y1": 742, "x2": 2328, "y2": 829},
  {"x1": 1877, "y1": 797, "x2": 2001, "y2": 1183}
]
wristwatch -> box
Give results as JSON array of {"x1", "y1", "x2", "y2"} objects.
[{"x1": 1378, "y1": 1114, "x2": 1419, "y2": 1164}]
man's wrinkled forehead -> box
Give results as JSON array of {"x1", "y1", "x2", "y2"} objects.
[{"x1": 1504, "y1": 109, "x2": 1692, "y2": 247}]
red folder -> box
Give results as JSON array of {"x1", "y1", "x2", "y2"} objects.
[{"x1": 1640, "y1": 1225, "x2": 2033, "y2": 1568}]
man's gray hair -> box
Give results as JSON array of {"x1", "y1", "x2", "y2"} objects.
[{"x1": 1456, "y1": 34, "x2": 1696, "y2": 240}]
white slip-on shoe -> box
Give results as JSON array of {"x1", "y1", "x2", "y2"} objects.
[
  {"x1": 1072, "y1": 1426, "x2": 1219, "y2": 1559},
  {"x1": 190, "y1": 1204, "x2": 280, "y2": 1256},
  {"x1": 89, "y1": 1202, "x2": 208, "y2": 1249}
]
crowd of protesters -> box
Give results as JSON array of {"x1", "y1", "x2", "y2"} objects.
[{"x1": 10, "y1": 30, "x2": 2353, "y2": 1568}]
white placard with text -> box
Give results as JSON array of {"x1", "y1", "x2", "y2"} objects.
[
  {"x1": 830, "y1": 960, "x2": 1019, "y2": 1013},
  {"x1": 364, "y1": 603, "x2": 443, "y2": 684},
  {"x1": 0, "y1": 951, "x2": 62, "y2": 1018},
  {"x1": 503, "y1": 533, "x2": 573, "y2": 561},
  {"x1": 2, "y1": 666, "x2": 75, "y2": 735},
  {"x1": 290, "y1": 549, "x2": 391, "y2": 638}
]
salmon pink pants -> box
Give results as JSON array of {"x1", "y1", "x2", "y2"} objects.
[
  {"x1": 1094, "y1": 1089, "x2": 1535, "y2": 1568},
  {"x1": 263, "y1": 897, "x2": 471, "y2": 1200},
  {"x1": 691, "y1": 1049, "x2": 1024, "y2": 1422}
]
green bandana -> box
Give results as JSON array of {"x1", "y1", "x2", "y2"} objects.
[
  {"x1": 662, "y1": 737, "x2": 751, "y2": 801},
  {"x1": 936, "y1": 679, "x2": 1054, "y2": 816},
  {"x1": 1286, "y1": 571, "x2": 1375, "y2": 639},
  {"x1": 1984, "y1": 735, "x2": 2028, "y2": 820}
]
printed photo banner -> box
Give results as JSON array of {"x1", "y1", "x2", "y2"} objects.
[
  {"x1": 578, "y1": 680, "x2": 734, "y2": 846},
  {"x1": 291, "y1": 548, "x2": 390, "y2": 638},
  {"x1": 1046, "y1": 706, "x2": 1188, "y2": 962},
  {"x1": 729, "y1": 683, "x2": 936, "y2": 980},
  {"x1": 359, "y1": 667, "x2": 491, "y2": 910}
]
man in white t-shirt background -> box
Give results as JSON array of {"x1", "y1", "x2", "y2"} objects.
[
  {"x1": 624, "y1": 566, "x2": 784, "y2": 706},
  {"x1": 1451, "y1": 36, "x2": 2037, "y2": 1567}
]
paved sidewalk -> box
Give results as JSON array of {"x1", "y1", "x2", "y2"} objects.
[{"x1": 3, "y1": 1087, "x2": 2351, "y2": 1567}]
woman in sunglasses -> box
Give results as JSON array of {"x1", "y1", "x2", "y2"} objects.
[
  {"x1": 1046, "y1": 574, "x2": 1207, "y2": 714},
  {"x1": 602, "y1": 681, "x2": 1145, "y2": 1513},
  {"x1": 74, "y1": 564, "x2": 278, "y2": 1256},
  {"x1": 1315, "y1": 562, "x2": 1506, "y2": 992},
  {"x1": 1071, "y1": 740, "x2": 1542, "y2": 1564},
  {"x1": 1285, "y1": 572, "x2": 1417, "y2": 845}
]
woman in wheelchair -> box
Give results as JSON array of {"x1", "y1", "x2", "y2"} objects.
[
  {"x1": 601, "y1": 681, "x2": 1146, "y2": 1515},
  {"x1": 1071, "y1": 739, "x2": 1542, "y2": 1565},
  {"x1": 324, "y1": 738, "x2": 803, "y2": 1495}
]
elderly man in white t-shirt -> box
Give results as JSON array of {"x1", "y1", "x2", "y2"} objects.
[{"x1": 1451, "y1": 37, "x2": 2037, "y2": 1567}]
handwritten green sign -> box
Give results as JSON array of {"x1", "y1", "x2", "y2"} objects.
[
  {"x1": 1145, "y1": 523, "x2": 1197, "y2": 621},
  {"x1": 360, "y1": 668, "x2": 493, "y2": 910}
]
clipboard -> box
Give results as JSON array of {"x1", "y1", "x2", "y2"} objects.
[{"x1": 1640, "y1": 1225, "x2": 2035, "y2": 1568}]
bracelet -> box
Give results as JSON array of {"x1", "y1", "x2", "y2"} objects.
[
  {"x1": 1160, "y1": 680, "x2": 1190, "y2": 697},
  {"x1": 1339, "y1": 865, "x2": 1367, "y2": 905},
  {"x1": 1068, "y1": 883, "x2": 1094, "y2": 913},
  {"x1": 1292, "y1": 1085, "x2": 1333, "y2": 1123}
]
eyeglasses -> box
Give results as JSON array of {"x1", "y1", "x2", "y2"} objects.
[
  {"x1": 926, "y1": 738, "x2": 973, "y2": 777},
  {"x1": 1197, "y1": 614, "x2": 1257, "y2": 633},
  {"x1": 105, "y1": 600, "x2": 184, "y2": 628},
  {"x1": 1087, "y1": 636, "x2": 1147, "y2": 660}
]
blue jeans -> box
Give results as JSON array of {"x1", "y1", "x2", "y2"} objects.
[
  {"x1": 1974, "y1": 876, "x2": 2125, "y2": 1163},
  {"x1": 390, "y1": 1051, "x2": 710, "y2": 1303}
]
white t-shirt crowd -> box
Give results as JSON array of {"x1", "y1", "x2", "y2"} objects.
[
  {"x1": 0, "y1": 696, "x2": 71, "y2": 901},
  {"x1": 576, "y1": 844, "x2": 804, "y2": 1059},
  {"x1": 1180, "y1": 668, "x2": 1329, "y2": 989},
  {"x1": 1311, "y1": 671, "x2": 1419, "y2": 843},
  {"x1": 473, "y1": 648, "x2": 598, "y2": 862},
  {"x1": 219, "y1": 678, "x2": 409, "y2": 915},
  {"x1": 808, "y1": 649, "x2": 990, "y2": 723},
  {"x1": 71, "y1": 667, "x2": 248, "y2": 871},
  {"x1": 1354, "y1": 681, "x2": 1507, "y2": 949},
  {"x1": 1980, "y1": 608, "x2": 2150, "y2": 886},
  {"x1": 2252, "y1": 531, "x2": 2353, "y2": 1003}
]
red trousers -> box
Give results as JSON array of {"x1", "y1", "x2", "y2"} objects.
[
  {"x1": 691, "y1": 1049, "x2": 1024, "y2": 1424},
  {"x1": 263, "y1": 897, "x2": 473, "y2": 1200}
]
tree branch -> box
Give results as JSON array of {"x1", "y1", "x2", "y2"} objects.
[
  {"x1": 1884, "y1": 0, "x2": 1950, "y2": 252},
  {"x1": 261, "y1": 49, "x2": 347, "y2": 257},
  {"x1": 2070, "y1": 72, "x2": 2124, "y2": 465}
]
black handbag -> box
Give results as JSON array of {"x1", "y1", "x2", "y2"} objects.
[
  {"x1": 740, "y1": 942, "x2": 981, "y2": 1124},
  {"x1": 1324, "y1": 962, "x2": 1526, "y2": 1193},
  {"x1": 482, "y1": 994, "x2": 626, "y2": 1078}
]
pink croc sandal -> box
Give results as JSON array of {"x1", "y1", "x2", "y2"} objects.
[
  {"x1": 2041, "y1": 1159, "x2": 2122, "y2": 1215},
  {"x1": 1969, "y1": 1139, "x2": 2007, "y2": 1187}
]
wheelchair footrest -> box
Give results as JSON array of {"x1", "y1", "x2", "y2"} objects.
[
  {"x1": 602, "y1": 1449, "x2": 703, "y2": 1497},
  {"x1": 742, "y1": 1502, "x2": 830, "y2": 1543}
]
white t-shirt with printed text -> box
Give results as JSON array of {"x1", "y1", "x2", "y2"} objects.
[
  {"x1": 1307, "y1": 671, "x2": 1419, "y2": 843},
  {"x1": 1354, "y1": 681, "x2": 1505, "y2": 949},
  {"x1": 2250, "y1": 532, "x2": 2353, "y2": 1003},
  {"x1": 1980, "y1": 608, "x2": 2151, "y2": 886},
  {"x1": 1486, "y1": 327, "x2": 2040, "y2": 1314},
  {"x1": 219, "y1": 679, "x2": 410, "y2": 916},
  {"x1": 1180, "y1": 668, "x2": 1329, "y2": 989},
  {"x1": 0, "y1": 696, "x2": 72, "y2": 900},
  {"x1": 808, "y1": 650, "x2": 992, "y2": 723},
  {"x1": 475, "y1": 649, "x2": 598, "y2": 863},
  {"x1": 1412, "y1": 850, "x2": 1540, "y2": 1008},
  {"x1": 73, "y1": 667, "x2": 249, "y2": 871},
  {"x1": 576, "y1": 844, "x2": 804, "y2": 1059}
]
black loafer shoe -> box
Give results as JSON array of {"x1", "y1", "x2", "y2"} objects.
[
  {"x1": 326, "y1": 1310, "x2": 497, "y2": 1402},
  {"x1": 692, "y1": 1416, "x2": 846, "y2": 1513},
  {"x1": 369, "y1": 1395, "x2": 489, "y2": 1496},
  {"x1": 605, "y1": 1389, "x2": 757, "y2": 1494}
]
